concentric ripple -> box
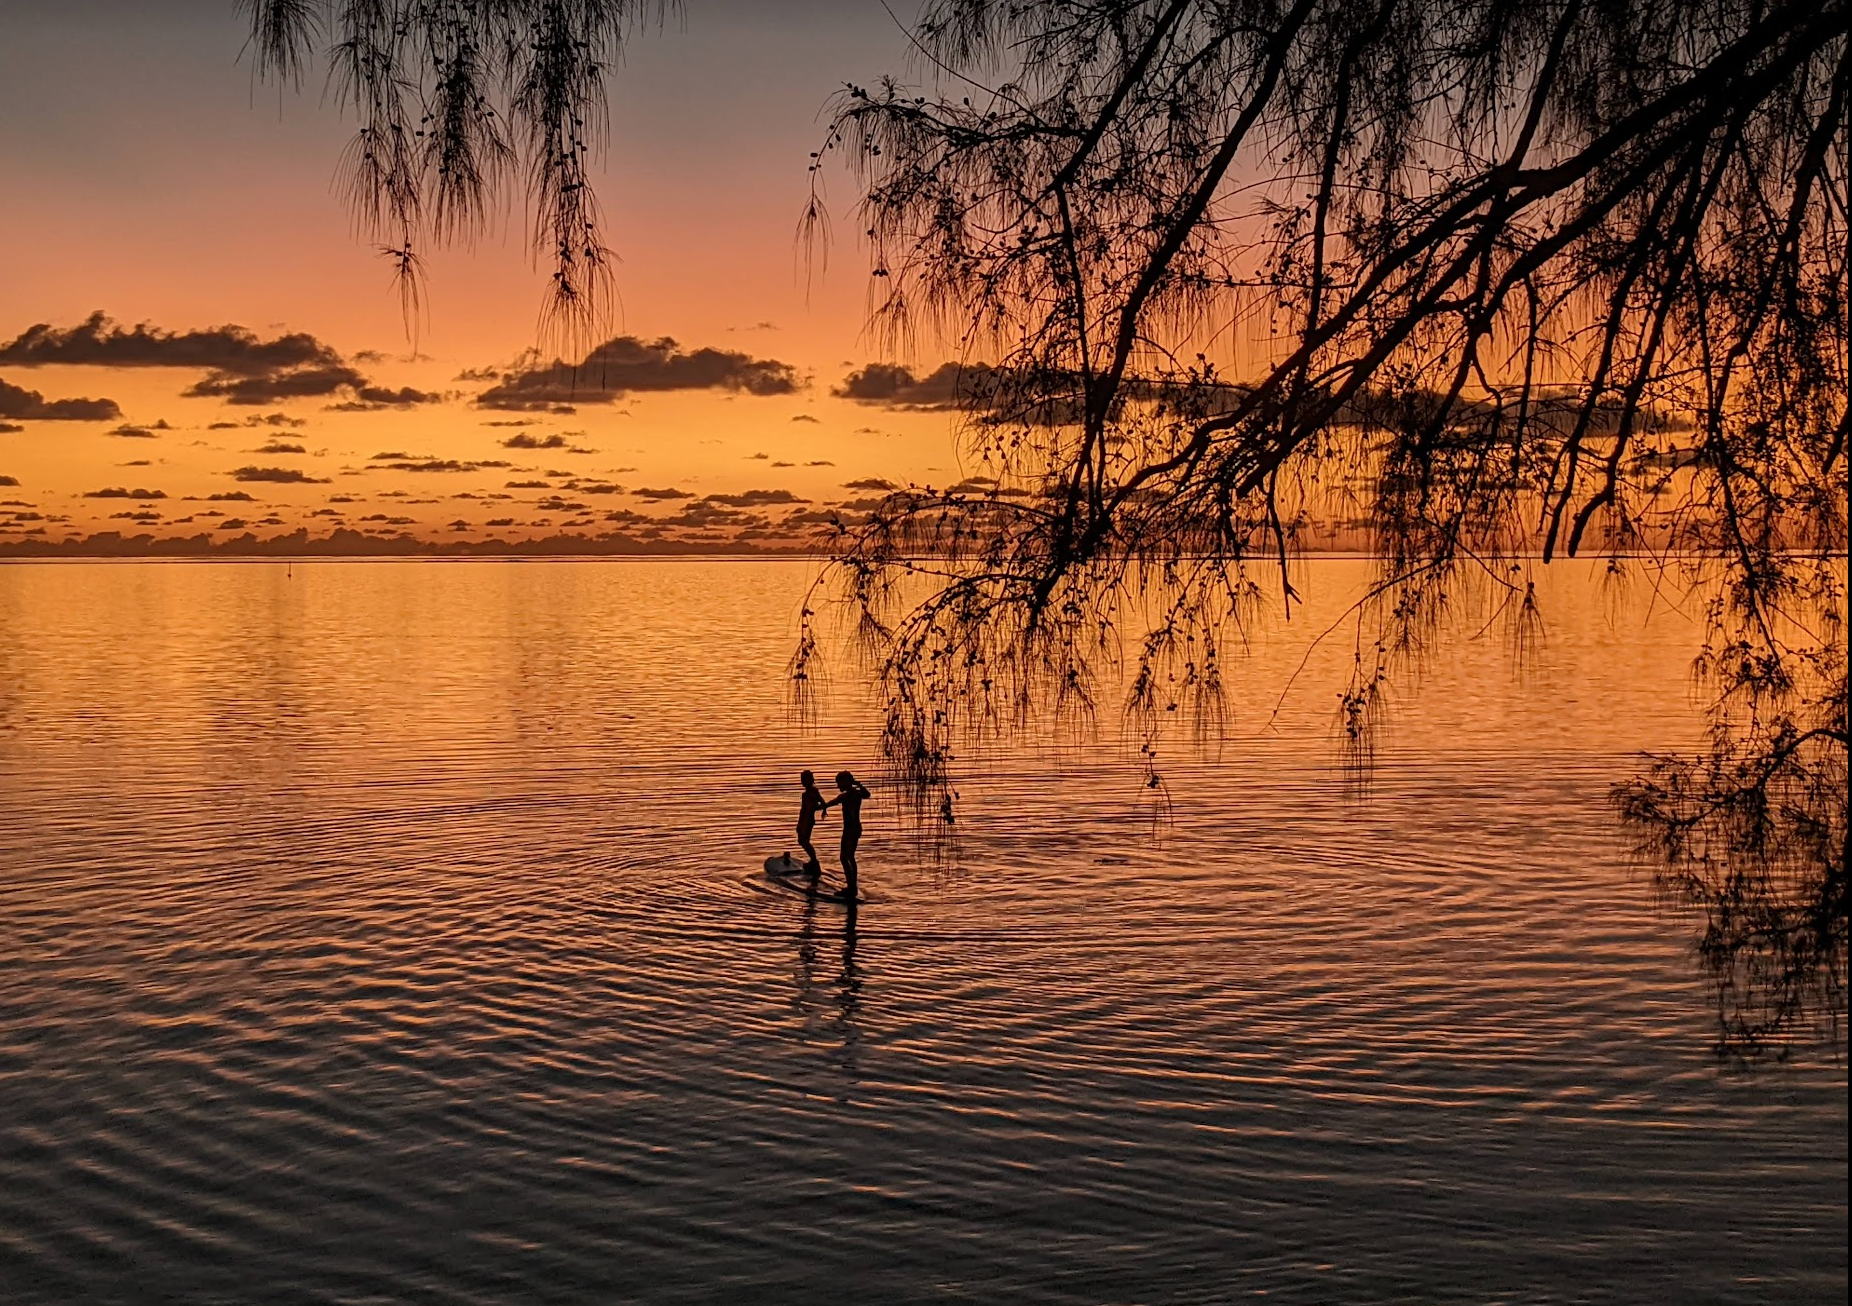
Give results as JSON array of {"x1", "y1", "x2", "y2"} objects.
[{"x1": 0, "y1": 559, "x2": 1843, "y2": 1305}]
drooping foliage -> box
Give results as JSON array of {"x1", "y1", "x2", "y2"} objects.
[
  {"x1": 797, "y1": 0, "x2": 1848, "y2": 1053},
  {"x1": 241, "y1": 0, "x2": 674, "y2": 343}
]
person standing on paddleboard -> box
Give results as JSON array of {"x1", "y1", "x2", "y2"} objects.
[
  {"x1": 825, "y1": 770, "x2": 871, "y2": 903},
  {"x1": 796, "y1": 770, "x2": 829, "y2": 877}
]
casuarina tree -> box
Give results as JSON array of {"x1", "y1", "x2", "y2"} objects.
[{"x1": 794, "y1": 0, "x2": 1847, "y2": 1055}]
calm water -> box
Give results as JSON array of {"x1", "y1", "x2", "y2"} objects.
[{"x1": 0, "y1": 560, "x2": 1843, "y2": 1305}]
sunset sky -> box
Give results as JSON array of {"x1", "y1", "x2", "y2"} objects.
[{"x1": 0, "y1": 1, "x2": 972, "y2": 549}]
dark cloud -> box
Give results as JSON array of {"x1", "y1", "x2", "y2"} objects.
[
  {"x1": 84, "y1": 487, "x2": 167, "y2": 499},
  {"x1": 945, "y1": 476, "x2": 1034, "y2": 497},
  {"x1": 1, "y1": 312, "x2": 341, "y2": 375},
  {"x1": 482, "y1": 418, "x2": 536, "y2": 427},
  {"x1": 230, "y1": 466, "x2": 331, "y2": 484},
  {"x1": 474, "y1": 335, "x2": 803, "y2": 410},
  {"x1": 208, "y1": 491, "x2": 256, "y2": 502},
  {"x1": 842, "y1": 477, "x2": 899, "y2": 491},
  {"x1": 186, "y1": 364, "x2": 369, "y2": 405},
  {"x1": 703, "y1": 489, "x2": 807, "y2": 507},
  {"x1": 631, "y1": 487, "x2": 694, "y2": 500},
  {"x1": 0, "y1": 475, "x2": 17, "y2": 487},
  {"x1": 0, "y1": 312, "x2": 443, "y2": 412},
  {"x1": 663, "y1": 502, "x2": 764, "y2": 529},
  {"x1": 107, "y1": 424, "x2": 162, "y2": 439},
  {"x1": 806, "y1": 459, "x2": 835, "y2": 466},
  {"x1": 327, "y1": 385, "x2": 443, "y2": 411},
  {"x1": 501, "y1": 432, "x2": 569, "y2": 449},
  {"x1": 790, "y1": 414, "x2": 821, "y2": 424},
  {"x1": 505, "y1": 480, "x2": 551, "y2": 489},
  {"x1": 833, "y1": 362, "x2": 973, "y2": 409},
  {"x1": 373, "y1": 458, "x2": 514, "y2": 473},
  {"x1": 0, "y1": 422, "x2": 24, "y2": 433},
  {"x1": 0, "y1": 376, "x2": 121, "y2": 421},
  {"x1": 253, "y1": 441, "x2": 306, "y2": 454}
]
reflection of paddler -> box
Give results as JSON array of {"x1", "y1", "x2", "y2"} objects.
[
  {"x1": 795, "y1": 770, "x2": 828, "y2": 876},
  {"x1": 824, "y1": 770, "x2": 871, "y2": 903}
]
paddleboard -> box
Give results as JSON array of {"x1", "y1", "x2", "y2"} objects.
[{"x1": 750, "y1": 854, "x2": 869, "y2": 905}]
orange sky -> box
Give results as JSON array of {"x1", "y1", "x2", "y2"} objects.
[{"x1": 0, "y1": 1, "x2": 973, "y2": 551}]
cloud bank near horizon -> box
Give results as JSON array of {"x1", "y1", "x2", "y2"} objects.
[
  {"x1": 0, "y1": 312, "x2": 442, "y2": 410},
  {"x1": 474, "y1": 335, "x2": 804, "y2": 411}
]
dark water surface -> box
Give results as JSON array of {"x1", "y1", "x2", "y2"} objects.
[{"x1": 0, "y1": 560, "x2": 1843, "y2": 1304}]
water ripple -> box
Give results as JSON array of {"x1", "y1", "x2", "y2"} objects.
[{"x1": 0, "y1": 560, "x2": 1843, "y2": 1305}]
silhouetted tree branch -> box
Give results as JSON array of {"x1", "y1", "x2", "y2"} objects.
[
  {"x1": 241, "y1": 0, "x2": 676, "y2": 345},
  {"x1": 798, "y1": 0, "x2": 1849, "y2": 1054}
]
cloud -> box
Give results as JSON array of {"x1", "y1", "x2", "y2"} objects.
[
  {"x1": 230, "y1": 466, "x2": 331, "y2": 484},
  {"x1": 703, "y1": 488, "x2": 807, "y2": 507},
  {"x1": 84, "y1": 486, "x2": 167, "y2": 499},
  {"x1": 186, "y1": 364, "x2": 369, "y2": 405},
  {"x1": 833, "y1": 362, "x2": 974, "y2": 409},
  {"x1": 663, "y1": 502, "x2": 765, "y2": 529},
  {"x1": 0, "y1": 475, "x2": 17, "y2": 487},
  {"x1": 107, "y1": 424, "x2": 162, "y2": 439},
  {"x1": 504, "y1": 479, "x2": 551, "y2": 489},
  {"x1": 0, "y1": 313, "x2": 445, "y2": 412},
  {"x1": 474, "y1": 335, "x2": 803, "y2": 410},
  {"x1": 805, "y1": 459, "x2": 835, "y2": 467},
  {"x1": 0, "y1": 312, "x2": 343, "y2": 374},
  {"x1": 842, "y1": 477, "x2": 899, "y2": 492},
  {"x1": 326, "y1": 385, "x2": 443, "y2": 411},
  {"x1": 790, "y1": 414, "x2": 821, "y2": 424},
  {"x1": 208, "y1": 491, "x2": 257, "y2": 501},
  {"x1": 0, "y1": 422, "x2": 23, "y2": 433},
  {"x1": 253, "y1": 441, "x2": 306, "y2": 454},
  {"x1": 631, "y1": 487, "x2": 694, "y2": 500},
  {"x1": 500, "y1": 432, "x2": 569, "y2": 449},
  {"x1": 372, "y1": 458, "x2": 514, "y2": 473},
  {"x1": 0, "y1": 376, "x2": 121, "y2": 421}
]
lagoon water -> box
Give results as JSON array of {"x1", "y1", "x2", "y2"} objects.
[{"x1": 0, "y1": 559, "x2": 1843, "y2": 1304}]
